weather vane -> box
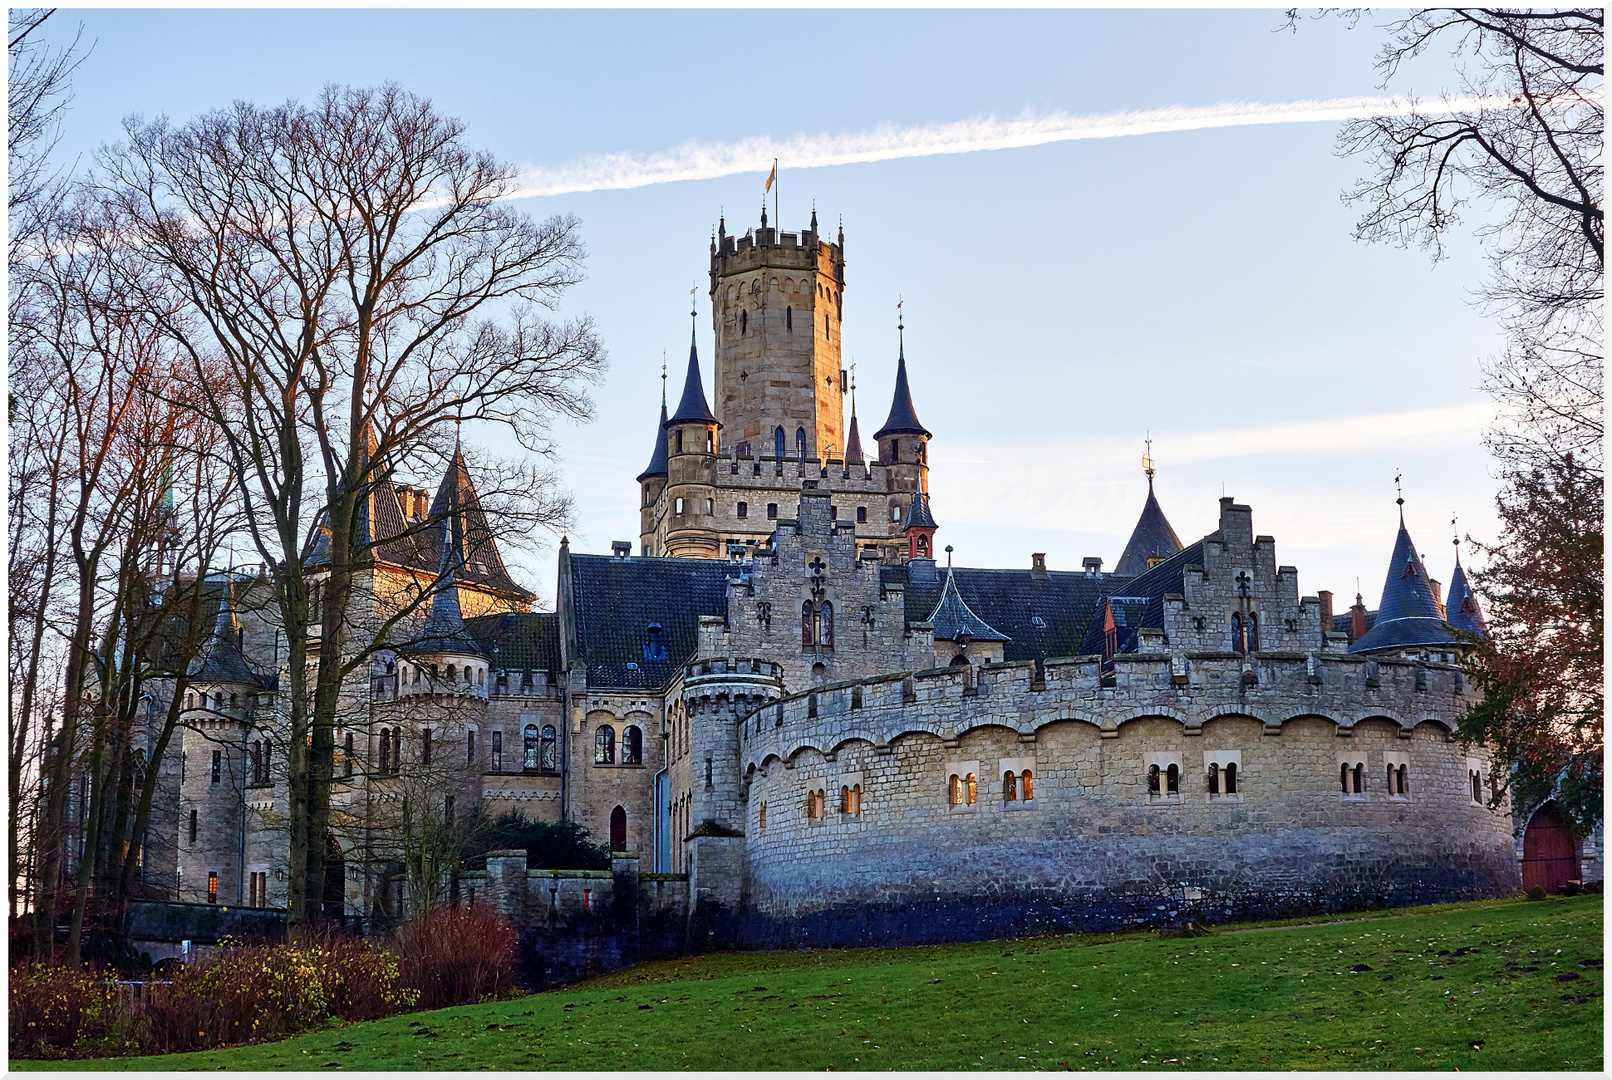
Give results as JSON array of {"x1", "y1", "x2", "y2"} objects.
[
  {"x1": 1394, "y1": 471, "x2": 1404, "y2": 507},
  {"x1": 1143, "y1": 431, "x2": 1155, "y2": 480}
]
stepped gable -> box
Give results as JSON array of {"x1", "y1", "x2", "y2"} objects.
[
  {"x1": 927, "y1": 565, "x2": 1010, "y2": 643},
  {"x1": 424, "y1": 445, "x2": 532, "y2": 600},
  {"x1": 1349, "y1": 517, "x2": 1456, "y2": 653},
  {"x1": 1078, "y1": 539, "x2": 1206, "y2": 656},
  {"x1": 568, "y1": 553, "x2": 729, "y2": 689},
  {"x1": 1444, "y1": 557, "x2": 1487, "y2": 637},
  {"x1": 1114, "y1": 478, "x2": 1184, "y2": 576},
  {"x1": 465, "y1": 610, "x2": 562, "y2": 674},
  {"x1": 188, "y1": 574, "x2": 265, "y2": 686},
  {"x1": 636, "y1": 401, "x2": 671, "y2": 482},
  {"x1": 666, "y1": 328, "x2": 719, "y2": 427},
  {"x1": 890, "y1": 564, "x2": 1134, "y2": 664}
]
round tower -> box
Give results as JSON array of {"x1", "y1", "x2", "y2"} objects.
[
  {"x1": 873, "y1": 315, "x2": 932, "y2": 543},
  {"x1": 663, "y1": 311, "x2": 722, "y2": 559},
  {"x1": 709, "y1": 206, "x2": 846, "y2": 461},
  {"x1": 636, "y1": 391, "x2": 670, "y2": 557}
]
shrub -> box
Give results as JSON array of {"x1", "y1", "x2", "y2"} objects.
[
  {"x1": 394, "y1": 905, "x2": 517, "y2": 1010},
  {"x1": 8, "y1": 958, "x2": 117, "y2": 1059},
  {"x1": 1527, "y1": 885, "x2": 1549, "y2": 900}
]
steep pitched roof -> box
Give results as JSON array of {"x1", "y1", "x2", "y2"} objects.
[
  {"x1": 465, "y1": 611, "x2": 561, "y2": 673},
  {"x1": 1444, "y1": 557, "x2": 1487, "y2": 637},
  {"x1": 927, "y1": 566, "x2": 1010, "y2": 643},
  {"x1": 844, "y1": 401, "x2": 865, "y2": 464},
  {"x1": 1114, "y1": 478, "x2": 1184, "y2": 575},
  {"x1": 425, "y1": 445, "x2": 531, "y2": 600},
  {"x1": 890, "y1": 563, "x2": 1135, "y2": 664},
  {"x1": 568, "y1": 553, "x2": 730, "y2": 689},
  {"x1": 872, "y1": 334, "x2": 930, "y2": 440},
  {"x1": 188, "y1": 575, "x2": 261, "y2": 686},
  {"x1": 636, "y1": 401, "x2": 671, "y2": 482},
  {"x1": 1077, "y1": 540, "x2": 1205, "y2": 656},
  {"x1": 1349, "y1": 516, "x2": 1456, "y2": 653},
  {"x1": 409, "y1": 517, "x2": 481, "y2": 657},
  {"x1": 666, "y1": 329, "x2": 719, "y2": 427}
]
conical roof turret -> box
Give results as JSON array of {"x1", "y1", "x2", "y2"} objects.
[
  {"x1": 1444, "y1": 554, "x2": 1487, "y2": 637},
  {"x1": 666, "y1": 312, "x2": 719, "y2": 428},
  {"x1": 904, "y1": 492, "x2": 938, "y2": 531},
  {"x1": 414, "y1": 507, "x2": 480, "y2": 656},
  {"x1": 928, "y1": 562, "x2": 1008, "y2": 644},
  {"x1": 637, "y1": 400, "x2": 670, "y2": 482},
  {"x1": 188, "y1": 574, "x2": 257, "y2": 685},
  {"x1": 844, "y1": 380, "x2": 865, "y2": 464},
  {"x1": 1349, "y1": 508, "x2": 1457, "y2": 653},
  {"x1": 873, "y1": 319, "x2": 930, "y2": 440},
  {"x1": 1115, "y1": 476, "x2": 1183, "y2": 576}
]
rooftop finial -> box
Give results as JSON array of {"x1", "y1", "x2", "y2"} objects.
[
  {"x1": 1452, "y1": 513, "x2": 1461, "y2": 563},
  {"x1": 945, "y1": 543, "x2": 954, "y2": 569},
  {"x1": 897, "y1": 296, "x2": 905, "y2": 359},
  {"x1": 661, "y1": 350, "x2": 668, "y2": 407},
  {"x1": 690, "y1": 284, "x2": 698, "y2": 342},
  {"x1": 849, "y1": 359, "x2": 857, "y2": 416},
  {"x1": 810, "y1": 200, "x2": 817, "y2": 232},
  {"x1": 1142, "y1": 431, "x2": 1155, "y2": 484},
  {"x1": 1395, "y1": 470, "x2": 1404, "y2": 513}
]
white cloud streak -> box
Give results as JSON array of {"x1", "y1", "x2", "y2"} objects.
[{"x1": 510, "y1": 94, "x2": 1512, "y2": 198}]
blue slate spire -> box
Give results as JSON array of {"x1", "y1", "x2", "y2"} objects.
[
  {"x1": 1444, "y1": 554, "x2": 1487, "y2": 637},
  {"x1": 904, "y1": 491, "x2": 938, "y2": 530},
  {"x1": 415, "y1": 511, "x2": 479, "y2": 655},
  {"x1": 873, "y1": 317, "x2": 931, "y2": 440},
  {"x1": 189, "y1": 574, "x2": 257, "y2": 685},
  {"x1": 1349, "y1": 510, "x2": 1456, "y2": 653},
  {"x1": 666, "y1": 309, "x2": 719, "y2": 427},
  {"x1": 844, "y1": 379, "x2": 865, "y2": 464},
  {"x1": 636, "y1": 400, "x2": 670, "y2": 482}
]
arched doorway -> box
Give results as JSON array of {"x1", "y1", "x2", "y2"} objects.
[
  {"x1": 609, "y1": 805, "x2": 627, "y2": 853},
  {"x1": 322, "y1": 834, "x2": 346, "y2": 921},
  {"x1": 1521, "y1": 802, "x2": 1579, "y2": 892}
]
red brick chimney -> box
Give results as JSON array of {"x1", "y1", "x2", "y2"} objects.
[
  {"x1": 1317, "y1": 590, "x2": 1334, "y2": 636},
  {"x1": 1350, "y1": 593, "x2": 1367, "y2": 642}
]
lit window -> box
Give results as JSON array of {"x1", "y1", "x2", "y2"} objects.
[
  {"x1": 1021, "y1": 770, "x2": 1033, "y2": 800},
  {"x1": 207, "y1": 871, "x2": 218, "y2": 905},
  {"x1": 1004, "y1": 771, "x2": 1017, "y2": 801}
]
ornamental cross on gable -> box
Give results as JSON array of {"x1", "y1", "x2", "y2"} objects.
[
  {"x1": 808, "y1": 557, "x2": 828, "y2": 600},
  {"x1": 1235, "y1": 570, "x2": 1253, "y2": 598}
]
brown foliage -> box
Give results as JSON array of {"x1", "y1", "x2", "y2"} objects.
[{"x1": 394, "y1": 904, "x2": 518, "y2": 1010}]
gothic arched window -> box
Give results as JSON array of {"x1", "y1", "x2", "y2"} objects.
[
  {"x1": 819, "y1": 602, "x2": 834, "y2": 649},
  {"x1": 1003, "y1": 771, "x2": 1017, "y2": 801},
  {"x1": 965, "y1": 773, "x2": 978, "y2": 805},
  {"x1": 1353, "y1": 762, "x2": 1365, "y2": 794},
  {"x1": 774, "y1": 426, "x2": 785, "y2": 461},
  {"x1": 1397, "y1": 763, "x2": 1408, "y2": 795},
  {"x1": 1231, "y1": 613, "x2": 1246, "y2": 656},
  {"x1": 524, "y1": 724, "x2": 538, "y2": 769},
  {"x1": 1147, "y1": 764, "x2": 1160, "y2": 794},
  {"x1": 1021, "y1": 770, "x2": 1034, "y2": 800},
  {"x1": 786, "y1": 306, "x2": 793, "y2": 330},
  {"x1": 741, "y1": 309, "x2": 747, "y2": 335},
  {"x1": 1341, "y1": 763, "x2": 1351, "y2": 793},
  {"x1": 796, "y1": 427, "x2": 807, "y2": 460},
  {"x1": 801, "y1": 601, "x2": 814, "y2": 646},
  {"x1": 1166, "y1": 763, "x2": 1179, "y2": 793},
  {"x1": 948, "y1": 774, "x2": 963, "y2": 805},
  {"x1": 379, "y1": 728, "x2": 391, "y2": 774},
  {"x1": 541, "y1": 725, "x2": 557, "y2": 771},
  {"x1": 1247, "y1": 613, "x2": 1260, "y2": 654},
  {"x1": 595, "y1": 725, "x2": 615, "y2": 765},
  {"x1": 1224, "y1": 762, "x2": 1237, "y2": 795}
]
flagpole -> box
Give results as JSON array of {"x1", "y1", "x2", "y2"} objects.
[{"x1": 773, "y1": 157, "x2": 779, "y2": 232}]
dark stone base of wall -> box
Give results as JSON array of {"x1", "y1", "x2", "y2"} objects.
[{"x1": 738, "y1": 859, "x2": 1521, "y2": 950}]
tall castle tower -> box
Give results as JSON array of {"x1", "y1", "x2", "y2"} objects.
[{"x1": 709, "y1": 207, "x2": 847, "y2": 460}]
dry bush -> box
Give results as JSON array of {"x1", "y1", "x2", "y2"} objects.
[{"x1": 394, "y1": 905, "x2": 518, "y2": 1010}]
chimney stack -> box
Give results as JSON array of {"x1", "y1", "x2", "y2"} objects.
[
  {"x1": 1082, "y1": 557, "x2": 1102, "y2": 579},
  {"x1": 1350, "y1": 593, "x2": 1367, "y2": 642},
  {"x1": 1317, "y1": 590, "x2": 1334, "y2": 635},
  {"x1": 1031, "y1": 553, "x2": 1048, "y2": 579}
]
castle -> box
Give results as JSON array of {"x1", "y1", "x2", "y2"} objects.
[{"x1": 144, "y1": 208, "x2": 1549, "y2": 949}]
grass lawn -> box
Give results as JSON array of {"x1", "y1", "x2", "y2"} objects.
[{"x1": 15, "y1": 894, "x2": 1601, "y2": 1071}]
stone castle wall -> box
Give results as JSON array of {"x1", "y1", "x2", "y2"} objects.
[{"x1": 735, "y1": 652, "x2": 1520, "y2": 947}]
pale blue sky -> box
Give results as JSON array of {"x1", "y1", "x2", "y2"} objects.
[{"x1": 34, "y1": 8, "x2": 1504, "y2": 610}]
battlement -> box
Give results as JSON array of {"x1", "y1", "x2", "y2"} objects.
[
  {"x1": 739, "y1": 649, "x2": 1472, "y2": 772},
  {"x1": 711, "y1": 221, "x2": 844, "y2": 283}
]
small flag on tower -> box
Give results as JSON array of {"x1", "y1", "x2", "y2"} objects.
[{"x1": 765, "y1": 159, "x2": 777, "y2": 193}]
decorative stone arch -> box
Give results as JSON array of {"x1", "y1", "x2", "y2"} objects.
[
  {"x1": 827, "y1": 734, "x2": 878, "y2": 757},
  {"x1": 784, "y1": 743, "x2": 831, "y2": 767},
  {"x1": 1281, "y1": 709, "x2": 1340, "y2": 728},
  {"x1": 1117, "y1": 707, "x2": 1189, "y2": 728},
  {"x1": 952, "y1": 719, "x2": 1021, "y2": 743},
  {"x1": 1410, "y1": 716, "x2": 1456, "y2": 739},
  {"x1": 757, "y1": 753, "x2": 784, "y2": 773},
  {"x1": 1031, "y1": 712, "x2": 1104, "y2": 737},
  {"x1": 886, "y1": 726, "x2": 948, "y2": 748},
  {"x1": 1198, "y1": 706, "x2": 1265, "y2": 727},
  {"x1": 1345, "y1": 712, "x2": 1411, "y2": 739}
]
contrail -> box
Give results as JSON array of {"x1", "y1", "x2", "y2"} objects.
[{"x1": 509, "y1": 94, "x2": 1512, "y2": 199}]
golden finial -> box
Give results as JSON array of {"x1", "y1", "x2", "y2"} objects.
[{"x1": 1142, "y1": 431, "x2": 1155, "y2": 481}]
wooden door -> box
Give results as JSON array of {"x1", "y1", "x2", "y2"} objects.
[{"x1": 1521, "y1": 803, "x2": 1578, "y2": 892}]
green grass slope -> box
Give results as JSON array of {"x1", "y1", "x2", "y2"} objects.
[{"x1": 16, "y1": 895, "x2": 1601, "y2": 1071}]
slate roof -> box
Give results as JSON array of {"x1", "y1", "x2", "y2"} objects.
[
  {"x1": 636, "y1": 401, "x2": 671, "y2": 482},
  {"x1": 889, "y1": 564, "x2": 1136, "y2": 664},
  {"x1": 188, "y1": 575, "x2": 264, "y2": 686},
  {"x1": 1114, "y1": 479, "x2": 1184, "y2": 576},
  {"x1": 873, "y1": 335, "x2": 930, "y2": 440},
  {"x1": 307, "y1": 435, "x2": 531, "y2": 602},
  {"x1": 927, "y1": 567, "x2": 1010, "y2": 643},
  {"x1": 1349, "y1": 517, "x2": 1457, "y2": 653},
  {"x1": 904, "y1": 492, "x2": 938, "y2": 530},
  {"x1": 568, "y1": 553, "x2": 730, "y2": 689},
  {"x1": 666, "y1": 331, "x2": 719, "y2": 427},
  {"x1": 409, "y1": 515, "x2": 480, "y2": 657},
  {"x1": 466, "y1": 611, "x2": 561, "y2": 673},
  {"x1": 1444, "y1": 558, "x2": 1487, "y2": 637},
  {"x1": 1077, "y1": 540, "x2": 1206, "y2": 656},
  {"x1": 844, "y1": 403, "x2": 865, "y2": 464},
  {"x1": 1332, "y1": 608, "x2": 1380, "y2": 639}
]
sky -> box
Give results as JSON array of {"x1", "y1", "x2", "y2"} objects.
[{"x1": 30, "y1": 7, "x2": 1509, "y2": 611}]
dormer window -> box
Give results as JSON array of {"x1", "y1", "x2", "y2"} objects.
[{"x1": 644, "y1": 623, "x2": 667, "y2": 661}]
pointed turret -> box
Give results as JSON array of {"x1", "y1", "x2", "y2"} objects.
[
  {"x1": 189, "y1": 574, "x2": 258, "y2": 686},
  {"x1": 666, "y1": 319, "x2": 719, "y2": 428},
  {"x1": 637, "y1": 400, "x2": 671, "y2": 482},
  {"x1": 428, "y1": 442, "x2": 528, "y2": 600},
  {"x1": 844, "y1": 379, "x2": 865, "y2": 465},
  {"x1": 415, "y1": 522, "x2": 479, "y2": 656},
  {"x1": 1349, "y1": 508, "x2": 1456, "y2": 654},
  {"x1": 1115, "y1": 478, "x2": 1184, "y2": 576},
  {"x1": 873, "y1": 322, "x2": 930, "y2": 441},
  {"x1": 903, "y1": 492, "x2": 938, "y2": 560},
  {"x1": 1444, "y1": 555, "x2": 1487, "y2": 637}
]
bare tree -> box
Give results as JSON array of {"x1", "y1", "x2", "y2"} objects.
[
  {"x1": 99, "y1": 83, "x2": 604, "y2": 928},
  {"x1": 8, "y1": 8, "x2": 88, "y2": 271},
  {"x1": 1331, "y1": 8, "x2": 1603, "y2": 474}
]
